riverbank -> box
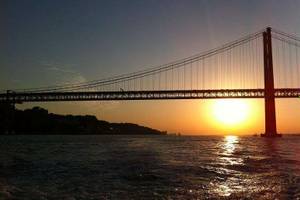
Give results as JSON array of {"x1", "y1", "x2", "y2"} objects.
[{"x1": 0, "y1": 105, "x2": 166, "y2": 135}]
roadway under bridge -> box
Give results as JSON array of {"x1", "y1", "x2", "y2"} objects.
[{"x1": 0, "y1": 88, "x2": 300, "y2": 102}]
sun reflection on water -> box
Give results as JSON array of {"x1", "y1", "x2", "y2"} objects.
[
  {"x1": 224, "y1": 135, "x2": 238, "y2": 155},
  {"x1": 222, "y1": 135, "x2": 242, "y2": 165},
  {"x1": 211, "y1": 135, "x2": 245, "y2": 197}
]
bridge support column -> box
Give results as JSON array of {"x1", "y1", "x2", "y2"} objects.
[{"x1": 261, "y1": 27, "x2": 281, "y2": 137}]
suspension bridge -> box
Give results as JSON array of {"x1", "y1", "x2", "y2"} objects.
[{"x1": 1, "y1": 27, "x2": 300, "y2": 137}]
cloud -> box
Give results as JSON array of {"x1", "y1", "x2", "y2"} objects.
[
  {"x1": 39, "y1": 61, "x2": 120, "y2": 113},
  {"x1": 41, "y1": 61, "x2": 87, "y2": 85},
  {"x1": 12, "y1": 79, "x2": 21, "y2": 83},
  {"x1": 42, "y1": 62, "x2": 79, "y2": 75}
]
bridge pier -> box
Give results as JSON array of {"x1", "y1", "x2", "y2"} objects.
[{"x1": 261, "y1": 27, "x2": 281, "y2": 137}]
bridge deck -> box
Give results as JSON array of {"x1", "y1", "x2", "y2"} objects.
[{"x1": 0, "y1": 88, "x2": 299, "y2": 103}]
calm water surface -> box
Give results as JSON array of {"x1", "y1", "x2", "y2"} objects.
[{"x1": 0, "y1": 135, "x2": 299, "y2": 199}]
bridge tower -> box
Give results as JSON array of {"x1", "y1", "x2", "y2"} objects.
[{"x1": 261, "y1": 27, "x2": 281, "y2": 137}]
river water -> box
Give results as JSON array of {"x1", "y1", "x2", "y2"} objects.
[{"x1": 0, "y1": 135, "x2": 299, "y2": 199}]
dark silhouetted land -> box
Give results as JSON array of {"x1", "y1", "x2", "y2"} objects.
[{"x1": 0, "y1": 104, "x2": 165, "y2": 135}]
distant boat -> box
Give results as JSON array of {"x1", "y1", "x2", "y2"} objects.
[{"x1": 253, "y1": 133, "x2": 258, "y2": 137}]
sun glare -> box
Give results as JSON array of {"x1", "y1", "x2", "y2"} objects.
[{"x1": 212, "y1": 99, "x2": 250, "y2": 127}]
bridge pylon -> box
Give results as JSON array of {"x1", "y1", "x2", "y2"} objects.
[{"x1": 261, "y1": 27, "x2": 281, "y2": 137}]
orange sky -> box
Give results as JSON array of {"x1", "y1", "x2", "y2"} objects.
[
  {"x1": 4, "y1": 1, "x2": 300, "y2": 135},
  {"x1": 17, "y1": 98, "x2": 300, "y2": 135}
]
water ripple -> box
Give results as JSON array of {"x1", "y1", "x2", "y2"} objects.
[{"x1": 0, "y1": 135, "x2": 299, "y2": 199}]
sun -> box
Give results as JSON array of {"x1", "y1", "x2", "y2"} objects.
[{"x1": 212, "y1": 99, "x2": 250, "y2": 127}]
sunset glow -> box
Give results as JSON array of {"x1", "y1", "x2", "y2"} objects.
[
  {"x1": 2, "y1": 1, "x2": 300, "y2": 199},
  {"x1": 2, "y1": 1, "x2": 300, "y2": 135},
  {"x1": 212, "y1": 99, "x2": 250, "y2": 127}
]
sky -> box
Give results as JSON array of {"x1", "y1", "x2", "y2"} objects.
[{"x1": 1, "y1": 0, "x2": 300, "y2": 135}]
